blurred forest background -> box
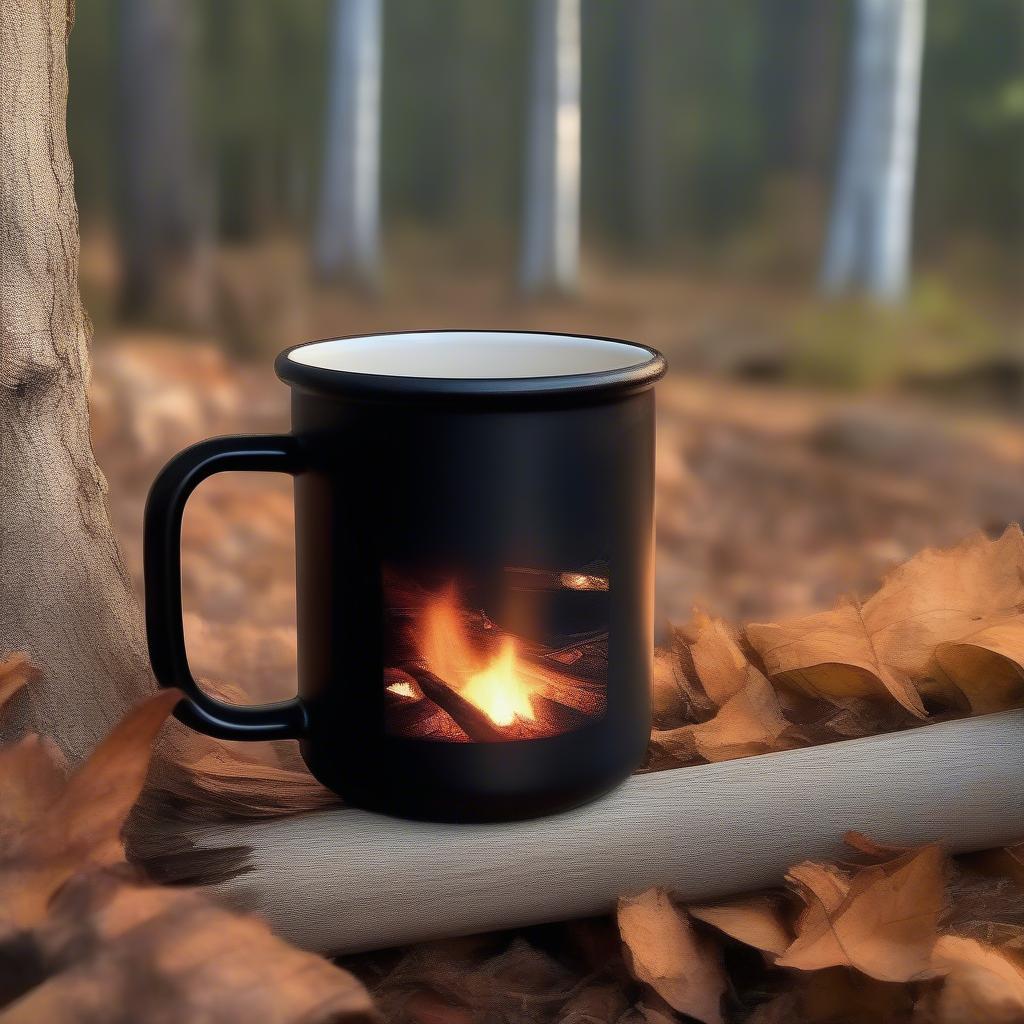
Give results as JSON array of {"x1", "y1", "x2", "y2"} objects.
[{"x1": 67, "y1": 0, "x2": 1024, "y2": 702}]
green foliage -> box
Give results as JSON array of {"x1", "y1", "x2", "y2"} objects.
[{"x1": 787, "y1": 279, "x2": 1006, "y2": 392}]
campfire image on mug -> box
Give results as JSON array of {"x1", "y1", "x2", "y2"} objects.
[{"x1": 382, "y1": 563, "x2": 609, "y2": 743}]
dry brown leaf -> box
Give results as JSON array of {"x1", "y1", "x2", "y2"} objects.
[
  {"x1": 778, "y1": 845, "x2": 947, "y2": 982},
  {"x1": 921, "y1": 935, "x2": 1024, "y2": 1024},
  {"x1": 0, "y1": 682, "x2": 376, "y2": 1022},
  {"x1": 0, "y1": 734, "x2": 67, "y2": 833},
  {"x1": 933, "y1": 622, "x2": 1024, "y2": 715},
  {"x1": 782, "y1": 861, "x2": 853, "y2": 972},
  {"x1": 647, "y1": 723, "x2": 698, "y2": 767},
  {"x1": 868, "y1": 526, "x2": 1024, "y2": 713},
  {"x1": 751, "y1": 526, "x2": 1024, "y2": 719},
  {"x1": 689, "y1": 609, "x2": 750, "y2": 708},
  {"x1": 0, "y1": 654, "x2": 35, "y2": 710},
  {"x1": 788, "y1": 861, "x2": 852, "y2": 916},
  {"x1": 781, "y1": 695, "x2": 916, "y2": 750},
  {"x1": 689, "y1": 669, "x2": 791, "y2": 762},
  {"x1": 654, "y1": 632, "x2": 712, "y2": 725},
  {"x1": 617, "y1": 888, "x2": 726, "y2": 1024},
  {"x1": 746, "y1": 597, "x2": 928, "y2": 718},
  {"x1": 0, "y1": 871, "x2": 377, "y2": 1023},
  {"x1": 843, "y1": 830, "x2": 912, "y2": 862},
  {"x1": 689, "y1": 892, "x2": 792, "y2": 955},
  {"x1": 651, "y1": 646, "x2": 695, "y2": 726},
  {"x1": 0, "y1": 689, "x2": 180, "y2": 925}
]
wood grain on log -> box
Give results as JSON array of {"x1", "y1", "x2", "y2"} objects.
[{"x1": 194, "y1": 710, "x2": 1024, "y2": 955}]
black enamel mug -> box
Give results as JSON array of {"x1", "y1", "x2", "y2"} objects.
[{"x1": 145, "y1": 331, "x2": 666, "y2": 821}]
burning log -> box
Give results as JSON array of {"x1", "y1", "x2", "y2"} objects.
[
  {"x1": 405, "y1": 666, "x2": 581, "y2": 743},
  {"x1": 193, "y1": 708, "x2": 1024, "y2": 955},
  {"x1": 406, "y1": 667, "x2": 510, "y2": 743}
]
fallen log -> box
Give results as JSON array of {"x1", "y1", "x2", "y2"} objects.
[{"x1": 196, "y1": 708, "x2": 1024, "y2": 955}]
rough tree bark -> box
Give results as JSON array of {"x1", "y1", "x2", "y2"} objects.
[
  {"x1": 0, "y1": 0, "x2": 329, "y2": 855},
  {"x1": 1, "y1": 0, "x2": 154, "y2": 761}
]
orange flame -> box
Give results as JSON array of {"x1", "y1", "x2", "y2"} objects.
[
  {"x1": 418, "y1": 588, "x2": 536, "y2": 727},
  {"x1": 462, "y1": 638, "x2": 536, "y2": 726}
]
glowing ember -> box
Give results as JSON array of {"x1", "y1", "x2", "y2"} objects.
[
  {"x1": 387, "y1": 681, "x2": 416, "y2": 698},
  {"x1": 560, "y1": 572, "x2": 609, "y2": 592},
  {"x1": 419, "y1": 588, "x2": 537, "y2": 727},
  {"x1": 461, "y1": 639, "x2": 536, "y2": 726}
]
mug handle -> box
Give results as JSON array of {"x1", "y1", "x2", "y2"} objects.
[{"x1": 144, "y1": 434, "x2": 308, "y2": 741}]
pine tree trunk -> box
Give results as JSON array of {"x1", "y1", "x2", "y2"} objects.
[
  {"x1": 1, "y1": 0, "x2": 154, "y2": 761},
  {"x1": 313, "y1": 0, "x2": 383, "y2": 287},
  {"x1": 611, "y1": 0, "x2": 661, "y2": 251},
  {"x1": 520, "y1": 0, "x2": 581, "y2": 296},
  {"x1": 116, "y1": 0, "x2": 211, "y2": 326}
]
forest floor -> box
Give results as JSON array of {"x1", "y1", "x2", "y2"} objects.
[
  {"x1": 90, "y1": 317, "x2": 1024, "y2": 708},
  {"x1": 78, "y1": 243, "x2": 1024, "y2": 1022}
]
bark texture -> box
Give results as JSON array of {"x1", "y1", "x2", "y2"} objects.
[
  {"x1": 1, "y1": 0, "x2": 154, "y2": 761},
  {"x1": 0, "y1": 0, "x2": 330, "y2": 852}
]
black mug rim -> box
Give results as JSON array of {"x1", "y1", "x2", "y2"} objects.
[{"x1": 275, "y1": 329, "x2": 666, "y2": 400}]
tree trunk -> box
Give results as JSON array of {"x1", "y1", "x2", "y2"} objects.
[
  {"x1": 820, "y1": 0, "x2": 889, "y2": 296},
  {"x1": 1, "y1": 0, "x2": 154, "y2": 761},
  {"x1": 313, "y1": 0, "x2": 383, "y2": 288},
  {"x1": 821, "y1": 0, "x2": 926, "y2": 302},
  {"x1": 116, "y1": 0, "x2": 211, "y2": 326},
  {"x1": 520, "y1": 0, "x2": 581, "y2": 296},
  {"x1": 865, "y1": 0, "x2": 926, "y2": 302},
  {"x1": 610, "y1": 0, "x2": 662, "y2": 251},
  {"x1": 1, "y1": 0, "x2": 330, "y2": 845}
]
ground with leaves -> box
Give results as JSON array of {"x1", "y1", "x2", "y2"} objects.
[
  {"x1": 0, "y1": 659, "x2": 375, "y2": 1023},
  {"x1": 2, "y1": 338, "x2": 1010, "y2": 1022},
  {"x1": 91, "y1": 336, "x2": 1024, "y2": 704}
]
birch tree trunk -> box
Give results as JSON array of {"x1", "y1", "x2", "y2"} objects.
[
  {"x1": 313, "y1": 0, "x2": 383, "y2": 287},
  {"x1": 1, "y1": 0, "x2": 154, "y2": 760},
  {"x1": 116, "y1": 0, "x2": 211, "y2": 326},
  {"x1": 821, "y1": 0, "x2": 926, "y2": 302},
  {"x1": 866, "y1": 0, "x2": 926, "y2": 301},
  {"x1": 520, "y1": 0, "x2": 581, "y2": 296}
]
